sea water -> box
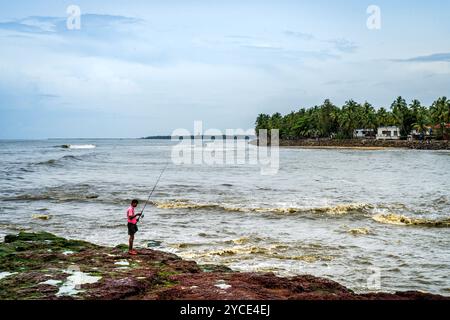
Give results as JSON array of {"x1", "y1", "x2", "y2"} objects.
[{"x1": 0, "y1": 139, "x2": 449, "y2": 294}]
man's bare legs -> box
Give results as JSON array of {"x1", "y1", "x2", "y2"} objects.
[{"x1": 129, "y1": 234, "x2": 135, "y2": 253}]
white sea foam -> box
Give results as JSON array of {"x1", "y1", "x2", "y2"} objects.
[
  {"x1": 57, "y1": 271, "x2": 101, "y2": 296},
  {"x1": 64, "y1": 144, "x2": 96, "y2": 149},
  {"x1": 40, "y1": 279, "x2": 62, "y2": 286},
  {"x1": 0, "y1": 272, "x2": 16, "y2": 280},
  {"x1": 215, "y1": 280, "x2": 231, "y2": 290}
]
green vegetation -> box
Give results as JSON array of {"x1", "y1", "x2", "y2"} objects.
[
  {"x1": 0, "y1": 232, "x2": 99, "y2": 273},
  {"x1": 0, "y1": 232, "x2": 197, "y2": 299},
  {"x1": 255, "y1": 96, "x2": 450, "y2": 140},
  {"x1": 155, "y1": 268, "x2": 181, "y2": 287}
]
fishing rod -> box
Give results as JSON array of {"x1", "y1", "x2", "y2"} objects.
[{"x1": 138, "y1": 162, "x2": 169, "y2": 222}]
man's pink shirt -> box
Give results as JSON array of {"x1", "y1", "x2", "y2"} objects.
[{"x1": 127, "y1": 206, "x2": 137, "y2": 224}]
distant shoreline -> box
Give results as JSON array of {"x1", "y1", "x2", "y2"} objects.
[
  {"x1": 253, "y1": 139, "x2": 450, "y2": 150},
  {"x1": 142, "y1": 135, "x2": 256, "y2": 140},
  {"x1": 282, "y1": 145, "x2": 388, "y2": 150}
]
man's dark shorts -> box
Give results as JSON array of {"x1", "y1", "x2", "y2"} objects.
[{"x1": 128, "y1": 223, "x2": 138, "y2": 235}]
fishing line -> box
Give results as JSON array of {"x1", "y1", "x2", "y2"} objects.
[{"x1": 138, "y1": 161, "x2": 169, "y2": 222}]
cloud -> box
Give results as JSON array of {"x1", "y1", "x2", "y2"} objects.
[
  {"x1": 196, "y1": 33, "x2": 340, "y2": 62},
  {"x1": 323, "y1": 79, "x2": 363, "y2": 86},
  {"x1": 326, "y1": 38, "x2": 358, "y2": 53},
  {"x1": 394, "y1": 53, "x2": 450, "y2": 63},
  {"x1": 38, "y1": 93, "x2": 60, "y2": 99},
  {"x1": 0, "y1": 13, "x2": 160, "y2": 67},
  {"x1": 220, "y1": 35, "x2": 282, "y2": 50},
  {"x1": 241, "y1": 43, "x2": 283, "y2": 51},
  {"x1": 225, "y1": 35, "x2": 259, "y2": 41},
  {"x1": 0, "y1": 20, "x2": 54, "y2": 34},
  {"x1": 0, "y1": 14, "x2": 141, "y2": 35},
  {"x1": 284, "y1": 49, "x2": 340, "y2": 61},
  {"x1": 284, "y1": 30, "x2": 357, "y2": 54},
  {"x1": 284, "y1": 30, "x2": 315, "y2": 41}
]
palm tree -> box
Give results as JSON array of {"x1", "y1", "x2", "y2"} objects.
[
  {"x1": 339, "y1": 100, "x2": 360, "y2": 138},
  {"x1": 431, "y1": 97, "x2": 450, "y2": 139},
  {"x1": 362, "y1": 102, "x2": 378, "y2": 130},
  {"x1": 255, "y1": 113, "x2": 270, "y2": 136},
  {"x1": 317, "y1": 99, "x2": 339, "y2": 138},
  {"x1": 376, "y1": 107, "x2": 393, "y2": 126},
  {"x1": 412, "y1": 118, "x2": 429, "y2": 135},
  {"x1": 283, "y1": 111, "x2": 298, "y2": 139},
  {"x1": 411, "y1": 101, "x2": 430, "y2": 135},
  {"x1": 254, "y1": 96, "x2": 448, "y2": 141},
  {"x1": 391, "y1": 96, "x2": 410, "y2": 137}
]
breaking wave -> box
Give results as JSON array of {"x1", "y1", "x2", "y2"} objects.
[
  {"x1": 34, "y1": 154, "x2": 92, "y2": 168},
  {"x1": 347, "y1": 227, "x2": 372, "y2": 235},
  {"x1": 152, "y1": 199, "x2": 372, "y2": 215},
  {"x1": 2, "y1": 184, "x2": 99, "y2": 202},
  {"x1": 0, "y1": 223, "x2": 31, "y2": 231},
  {"x1": 178, "y1": 244, "x2": 334, "y2": 263},
  {"x1": 60, "y1": 144, "x2": 96, "y2": 149},
  {"x1": 31, "y1": 214, "x2": 51, "y2": 220},
  {"x1": 372, "y1": 213, "x2": 450, "y2": 228}
]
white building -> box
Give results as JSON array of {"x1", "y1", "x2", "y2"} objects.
[
  {"x1": 376, "y1": 126, "x2": 401, "y2": 140},
  {"x1": 410, "y1": 129, "x2": 431, "y2": 136},
  {"x1": 353, "y1": 129, "x2": 375, "y2": 138}
]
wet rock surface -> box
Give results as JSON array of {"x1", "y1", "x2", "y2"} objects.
[
  {"x1": 0, "y1": 232, "x2": 447, "y2": 300},
  {"x1": 277, "y1": 139, "x2": 450, "y2": 150}
]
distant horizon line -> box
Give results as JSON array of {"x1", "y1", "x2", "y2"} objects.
[
  {"x1": 0, "y1": 134, "x2": 258, "y2": 141},
  {"x1": 0, "y1": 137, "x2": 142, "y2": 140}
]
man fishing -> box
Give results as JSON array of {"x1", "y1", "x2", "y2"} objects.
[
  {"x1": 125, "y1": 162, "x2": 169, "y2": 255},
  {"x1": 127, "y1": 199, "x2": 141, "y2": 255}
]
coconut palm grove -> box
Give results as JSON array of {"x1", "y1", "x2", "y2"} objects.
[{"x1": 255, "y1": 96, "x2": 450, "y2": 140}]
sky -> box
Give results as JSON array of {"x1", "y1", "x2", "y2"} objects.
[{"x1": 0, "y1": 0, "x2": 449, "y2": 139}]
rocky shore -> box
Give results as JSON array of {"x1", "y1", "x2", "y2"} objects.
[
  {"x1": 0, "y1": 232, "x2": 447, "y2": 300},
  {"x1": 274, "y1": 139, "x2": 450, "y2": 150}
]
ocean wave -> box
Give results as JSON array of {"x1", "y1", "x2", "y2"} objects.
[
  {"x1": 223, "y1": 237, "x2": 262, "y2": 245},
  {"x1": 152, "y1": 199, "x2": 372, "y2": 215},
  {"x1": 36, "y1": 159, "x2": 59, "y2": 167},
  {"x1": 2, "y1": 154, "x2": 91, "y2": 177},
  {"x1": 372, "y1": 213, "x2": 450, "y2": 228},
  {"x1": 34, "y1": 154, "x2": 90, "y2": 168},
  {"x1": 168, "y1": 237, "x2": 263, "y2": 249},
  {"x1": 169, "y1": 242, "x2": 207, "y2": 249},
  {"x1": 31, "y1": 214, "x2": 51, "y2": 220},
  {"x1": 4, "y1": 193, "x2": 99, "y2": 202},
  {"x1": 154, "y1": 200, "x2": 223, "y2": 211},
  {"x1": 0, "y1": 223, "x2": 31, "y2": 231},
  {"x1": 31, "y1": 152, "x2": 95, "y2": 167},
  {"x1": 181, "y1": 245, "x2": 284, "y2": 258},
  {"x1": 178, "y1": 244, "x2": 333, "y2": 263},
  {"x1": 2, "y1": 184, "x2": 99, "y2": 202},
  {"x1": 60, "y1": 144, "x2": 96, "y2": 149},
  {"x1": 60, "y1": 155, "x2": 84, "y2": 161},
  {"x1": 347, "y1": 227, "x2": 372, "y2": 235}
]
